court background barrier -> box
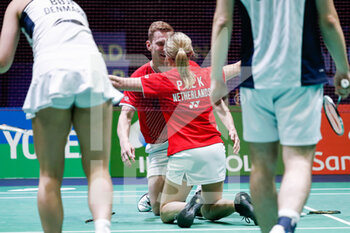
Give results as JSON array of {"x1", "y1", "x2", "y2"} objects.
[{"x1": 0, "y1": 107, "x2": 349, "y2": 178}]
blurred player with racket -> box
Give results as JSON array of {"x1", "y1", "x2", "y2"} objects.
[
  {"x1": 210, "y1": 1, "x2": 350, "y2": 233},
  {"x1": 110, "y1": 32, "x2": 256, "y2": 228},
  {"x1": 0, "y1": 0, "x2": 123, "y2": 232},
  {"x1": 117, "y1": 21, "x2": 202, "y2": 215}
]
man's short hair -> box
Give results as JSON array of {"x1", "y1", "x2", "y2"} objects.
[{"x1": 148, "y1": 21, "x2": 174, "y2": 41}]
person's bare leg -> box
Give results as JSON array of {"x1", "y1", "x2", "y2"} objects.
[
  {"x1": 278, "y1": 145, "x2": 316, "y2": 213},
  {"x1": 148, "y1": 175, "x2": 165, "y2": 216},
  {"x1": 201, "y1": 181, "x2": 235, "y2": 220},
  {"x1": 32, "y1": 108, "x2": 72, "y2": 233},
  {"x1": 73, "y1": 101, "x2": 113, "y2": 221},
  {"x1": 160, "y1": 179, "x2": 192, "y2": 223},
  {"x1": 249, "y1": 142, "x2": 279, "y2": 233}
]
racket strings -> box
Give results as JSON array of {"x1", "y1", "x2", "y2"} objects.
[
  {"x1": 323, "y1": 96, "x2": 344, "y2": 136},
  {"x1": 325, "y1": 103, "x2": 342, "y2": 131}
]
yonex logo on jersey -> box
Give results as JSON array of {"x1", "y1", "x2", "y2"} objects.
[
  {"x1": 189, "y1": 101, "x2": 200, "y2": 109},
  {"x1": 124, "y1": 96, "x2": 129, "y2": 101}
]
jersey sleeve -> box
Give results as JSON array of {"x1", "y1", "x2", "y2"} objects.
[
  {"x1": 141, "y1": 73, "x2": 169, "y2": 98},
  {"x1": 119, "y1": 91, "x2": 138, "y2": 110},
  {"x1": 119, "y1": 63, "x2": 153, "y2": 109}
]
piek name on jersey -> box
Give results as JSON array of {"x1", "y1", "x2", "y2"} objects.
[{"x1": 172, "y1": 87, "x2": 210, "y2": 102}]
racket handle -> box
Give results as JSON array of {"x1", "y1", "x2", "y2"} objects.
[
  {"x1": 341, "y1": 79, "x2": 350, "y2": 88},
  {"x1": 336, "y1": 95, "x2": 342, "y2": 108}
]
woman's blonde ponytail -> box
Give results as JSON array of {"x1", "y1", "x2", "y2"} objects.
[{"x1": 165, "y1": 32, "x2": 195, "y2": 89}]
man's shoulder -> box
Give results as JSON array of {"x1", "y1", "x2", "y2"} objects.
[{"x1": 131, "y1": 62, "x2": 154, "y2": 77}]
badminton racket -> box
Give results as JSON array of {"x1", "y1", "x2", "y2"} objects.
[
  {"x1": 0, "y1": 124, "x2": 31, "y2": 135},
  {"x1": 323, "y1": 79, "x2": 349, "y2": 136},
  {"x1": 307, "y1": 210, "x2": 341, "y2": 215}
]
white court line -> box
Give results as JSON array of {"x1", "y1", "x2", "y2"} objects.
[
  {"x1": 310, "y1": 188, "x2": 350, "y2": 191},
  {"x1": 1, "y1": 226, "x2": 350, "y2": 233},
  {"x1": 0, "y1": 190, "x2": 149, "y2": 194},
  {"x1": 304, "y1": 205, "x2": 350, "y2": 226},
  {"x1": 1, "y1": 192, "x2": 350, "y2": 199},
  {"x1": 2, "y1": 187, "x2": 350, "y2": 195},
  {"x1": 0, "y1": 195, "x2": 141, "y2": 199},
  {"x1": 309, "y1": 193, "x2": 350, "y2": 196}
]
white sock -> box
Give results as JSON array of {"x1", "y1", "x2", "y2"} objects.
[
  {"x1": 94, "y1": 219, "x2": 111, "y2": 233},
  {"x1": 278, "y1": 209, "x2": 300, "y2": 226}
]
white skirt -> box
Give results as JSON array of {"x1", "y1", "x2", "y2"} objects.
[
  {"x1": 23, "y1": 52, "x2": 123, "y2": 119},
  {"x1": 166, "y1": 143, "x2": 226, "y2": 186}
]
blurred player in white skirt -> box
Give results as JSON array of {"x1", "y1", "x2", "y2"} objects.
[{"x1": 0, "y1": 0, "x2": 123, "y2": 232}]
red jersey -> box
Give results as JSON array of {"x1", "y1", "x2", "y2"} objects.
[
  {"x1": 141, "y1": 66, "x2": 223, "y2": 156},
  {"x1": 120, "y1": 61, "x2": 199, "y2": 144}
]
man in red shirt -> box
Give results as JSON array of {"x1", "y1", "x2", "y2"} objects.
[{"x1": 117, "y1": 21, "x2": 199, "y2": 215}]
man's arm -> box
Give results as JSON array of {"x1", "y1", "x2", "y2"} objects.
[
  {"x1": 213, "y1": 98, "x2": 240, "y2": 154},
  {"x1": 210, "y1": 0, "x2": 234, "y2": 104},
  {"x1": 316, "y1": 0, "x2": 350, "y2": 98},
  {"x1": 0, "y1": 1, "x2": 21, "y2": 73},
  {"x1": 223, "y1": 61, "x2": 241, "y2": 82},
  {"x1": 117, "y1": 105, "x2": 136, "y2": 167}
]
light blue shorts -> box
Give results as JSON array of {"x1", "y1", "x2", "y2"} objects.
[
  {"x1": 240, "y1": 85, "x2": 323, "y2": 146},
  {"x1": 50, "y1": 90, "x2": 108, "y2": 109},
  {"x1": 166, "y1": 143, "x2": 226, "y2": 186}
]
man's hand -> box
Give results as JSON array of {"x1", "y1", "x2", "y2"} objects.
[
  {"x1": 120, "y1": 140, "x2": 135, "y2": 167},
  {"x1": 334, "y1": 71, "x2": 350, "y2": 99},
  {"x1": 229, "y1": 128, "x2": 240, "y2": 154}
]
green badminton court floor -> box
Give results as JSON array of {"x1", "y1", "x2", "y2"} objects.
[{"x1": 0, "y1": 179, "x2": 349, "y2": 233}]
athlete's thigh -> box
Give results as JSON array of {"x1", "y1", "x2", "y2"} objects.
[
  {"x1": 282, "y1": 144, "x2": 316, "y2": 168},
  {"x1": 148, "y1": 175, "x2": 166, "y2": 203},
  {"x1": 160, "y1": 178, "x2": 192, "y2": 207},
  {"x1": 201, "y1": 181, "x2": 224, "y2": 205},
  {"x1": 72, "y1": 101, "x2": 113, "y2": 173},
  {"x1": 32, "y1": 107, "x2": 72, "y2": 177}
]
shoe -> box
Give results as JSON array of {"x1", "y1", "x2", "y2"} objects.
[
  {"x1": 176, "y1": 192, "x2": 203, "y2": 228},
  {"x1": 270, "y1": 224, "x2": 285, "y2": 233},
  {"x1": 234, "y1": 192, "x2": 258, "y2": 225},
  {"x1": 194, "y1": 189, "x2": 203, "y2": 217},
  {"x1": 137, "y1": 193, "x2": 152, "y2": 212},
  {"x1": 270, "y1": 217, "x2": 296, "y2": 233}
]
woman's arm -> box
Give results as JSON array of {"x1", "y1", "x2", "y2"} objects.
[
  {"x1": 213, "y1": 97, "x2": 240, "y2": 154},
  {"x1": 0, "y1": 1, "x2": 22, "y2": 73},
  {"x1": 109, "y1": 75, "x2": 143, "y2": 91}
]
